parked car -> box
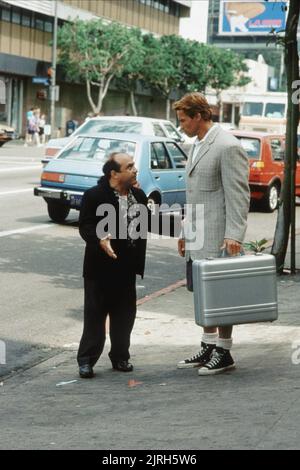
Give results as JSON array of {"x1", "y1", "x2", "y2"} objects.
[
  {"x1": 0, "y1": 123, "x2": 18, "y2": 147},
  {"x1": 44, "y1": 116, "x2": 185, "y2": 160},
  {"x1": 232, "y1": 130, "x2": 300, "y2": 212},
  {"x1": 34, "y1": 133, "x2": 187, "y2": 223}
]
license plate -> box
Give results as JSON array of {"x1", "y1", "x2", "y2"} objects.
[{"x1": 70, "y1": 194, "x2": 82, "y2": 206}]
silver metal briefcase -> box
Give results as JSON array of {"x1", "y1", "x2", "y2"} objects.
[{"x1": 192, "y1": 253, "x2": 278, "y2": 327}]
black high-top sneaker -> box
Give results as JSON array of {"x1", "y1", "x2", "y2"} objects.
[
  {"x1": 177, "y1": 342, "x2": 215, "y2": 369},
  {"x1": 198, "y1": 347, "x2": 235, "y2": 375}
]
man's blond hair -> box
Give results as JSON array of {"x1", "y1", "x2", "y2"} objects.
[{"x1": 173, "y1": 92, "x2": 212, "y2": 121}]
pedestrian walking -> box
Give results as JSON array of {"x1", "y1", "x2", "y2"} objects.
[
  {"x1": 174, "y1": 92, "x2": 250, "y2": 375},
  {"x1": 38, "y1": 113, "x2": 46, "y2": 145}
]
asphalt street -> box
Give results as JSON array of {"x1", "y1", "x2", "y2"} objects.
[{"x1": 0, "y1": 143, "x2": 300, "y2": 379}]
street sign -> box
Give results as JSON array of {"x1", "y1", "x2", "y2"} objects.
[
  {"x1": 32, "y1": 77, "x2": 50, "y2": 85},
  {"x1": 49, "y1": 85, "x2": 60, "y2": 102}
]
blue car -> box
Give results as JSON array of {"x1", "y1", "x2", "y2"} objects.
[{"x1": 34, "y1": 133, "x2": 187, "y2": 223}]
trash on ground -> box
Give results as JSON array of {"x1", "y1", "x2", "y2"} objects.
[{"x1": 56, "y1": 380, "x2": 77, "y2": 387}]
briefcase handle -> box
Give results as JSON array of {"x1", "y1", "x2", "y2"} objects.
[{"x1": 220, "y1": 248, "x2": 245, "y2": 258}]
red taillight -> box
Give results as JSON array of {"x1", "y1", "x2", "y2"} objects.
[{"x1": 41, "y1": 172, "x2": 65, "y2": 183}]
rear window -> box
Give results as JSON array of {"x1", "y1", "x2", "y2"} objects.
[
  {"x1": 58, "y1": 137, "x2": 136, "y2": 163},
  {"x1": 236, "y1": 137, "x2": 261, "y2": 160},
  {"x1": 78, "y1": 120, "x2": 143, "y2": 134},
  {"x1": 164, "y1": 123, "x2": 182, "y2": 141}
]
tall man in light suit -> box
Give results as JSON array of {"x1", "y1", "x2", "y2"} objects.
[{"x1": 174, "y1": 93, "x2": 250, "y2": 375}]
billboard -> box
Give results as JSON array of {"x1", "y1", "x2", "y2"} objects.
[{"x1": 219, "y1": 1, "x2": 287, "y2": 36}]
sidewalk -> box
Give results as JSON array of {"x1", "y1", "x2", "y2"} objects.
[{"x1": 1, "y1": 246, "x2": 300, "y2": 450}]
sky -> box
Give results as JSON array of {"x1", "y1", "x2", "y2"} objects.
[{"x1": 179, "y1": 0, "x2": 209, "y2": 43}]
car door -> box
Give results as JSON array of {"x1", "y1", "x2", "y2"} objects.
[
  {"x1": 150, "y1": 142, "x2": 179, "y2": 207},
  {"x1": 165, "y1": 142, "x2": 187, "y2": 207}
]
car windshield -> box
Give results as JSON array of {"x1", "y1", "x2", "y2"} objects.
[
  {"x1": 264, "y1": 103, "x2": 285, "y2": 118},
  {"x1": 78, "y1": 120, "x2": 143, "y2": 134},
  {"x1": 236, "y1": 137, "x2": 261, "y2": 160},
  {"x1": 58, "y1": 137, "x2": 137, "y2": 163},
  {"x1": 242, "y1": 102, "x2": 263, "y2": 117}
]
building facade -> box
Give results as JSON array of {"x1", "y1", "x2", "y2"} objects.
[{"x1": 0, "y1": 0, "x2": 191, "y2": 135}]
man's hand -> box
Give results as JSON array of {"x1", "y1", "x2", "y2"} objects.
[
  {"x1": 178, "y1": 238, "x2": 185, "y2": 257},
  {"x1": 99, "y1": 236, "x2": 117, "y2": 259},
  {"x1": 220, "y1": 238, "x2": 242, "y2": 256}
]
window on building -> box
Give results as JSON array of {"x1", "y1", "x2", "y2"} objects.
[
  {"x1": 21, "y1": 13, "x2": 31, "y2": 27},
  {"x1": 1, "y1": 6, "x2": 11, "y2": 22},
  {"x1": 12, "y1": 8, "x2": 21, "y2": 25},
  {"x1": 35, "y1": 17, "x2": 44, "y2": 31},
  {"x1": 44, "y1": 21, "x2": 53, "y2": 33},
  {"x1": 138, "y1": 0, "x2": 175, "y2": 16}
]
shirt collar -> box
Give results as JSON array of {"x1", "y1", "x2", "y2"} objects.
[{"x1": 195, "y1": 123, "x2": 217, "y2": 145}]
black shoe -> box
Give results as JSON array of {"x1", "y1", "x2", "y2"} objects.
[
  {"x1": 198, "y1": 347, "x2": 235, "y2": 375},
  {"x1": 177, "y1": 342, "x2": 215, "y2": 369},
  {"x1": 79, "y1": 364, "x2": 94, "y2": 378},
  {"x1": 112, "y1": 360, "x2": 133, "y2": 372}
]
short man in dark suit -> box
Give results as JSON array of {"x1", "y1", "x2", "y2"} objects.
[{"x1": 77, "y1": 152, "x2": 176, "y2": 378}]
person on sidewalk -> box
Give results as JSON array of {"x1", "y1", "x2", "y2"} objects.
[
  {"x1": 174, "y1": 92, "x2": 250, "y2": 375},
  {"x1": 77, "y1": 152, "x2": 176, "y2": 378}
]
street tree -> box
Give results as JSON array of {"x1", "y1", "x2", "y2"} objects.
[
  {"x1": 57, "y1": 19, "x2": 142, "y2": 115},
  {"x1": 142, "y1": 34, "x2": 187, "y2": 119},
  {"x1": 115, "y1": 28, "x2": 145, "y2": 116},
  {"x1": 180, "y1": 41, "x2": 211, "y2": 93},
  {"x1": 271, "y1": 0, "x2": 300, "y2": 273}
]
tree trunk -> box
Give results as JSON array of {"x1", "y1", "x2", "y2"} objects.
[
  {"x1": 86, "y1": 80, "x2": 97, "y2": 114},
  {"x1": 130, "y1": 91, "x2": 138, "y2": 116},
  {"x1": 271, "y1": 0, "x2": 300, "y2": 273}
]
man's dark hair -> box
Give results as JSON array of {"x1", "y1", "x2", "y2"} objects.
[{"x1": 102, "y1": 153, "x2": 122, "y2": 180}]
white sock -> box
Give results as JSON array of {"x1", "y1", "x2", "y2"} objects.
[
  {"x1": 202, "y1": 332, "x2": 218, "y2": 345},
  {"x1": 217, "y1": 338, "x2": 233, "y2": 350}
]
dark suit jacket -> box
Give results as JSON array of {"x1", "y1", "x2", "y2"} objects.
[{"x1": 79, "y1": 177, "x2": 151, "y2": 281}]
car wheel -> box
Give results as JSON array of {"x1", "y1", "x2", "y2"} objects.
[
  {"x1": 147, "y1": 194, "x2": 160, "y2": 215},
  {"x1": 47, "y1": 200, "x2": 70, "y2": 223},
  {"x1": 0, "y1": 142, "x2": 4, "y2": 147},
  {"x1": 263, "y1": 183, "x2": 280, "y2": 212}
]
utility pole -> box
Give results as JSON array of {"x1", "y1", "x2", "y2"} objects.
[{"x1": 50, "y1": 0, "x2": 58, "y2": 138}]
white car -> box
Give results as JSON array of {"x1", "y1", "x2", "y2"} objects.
[{"x1": 45, "y1": 116, "x2": 184, "y2": 159}]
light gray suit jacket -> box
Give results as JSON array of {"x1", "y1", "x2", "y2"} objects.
[{"x1": 184, "y1": 124, "x2": 250, "y2": 260}]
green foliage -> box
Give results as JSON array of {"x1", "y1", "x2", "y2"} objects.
[
  {"x1": 243, "y1": 238, "x2": 269, "y2": 253},
  {"x1": 56, "y1": 18, "x2": 251, "y2": 114},
  {"x1": 205, "y1": 46, "x2": 251, "y2": 95},
  {"x1": 57, "y1": 19, "x2": 141, "y2": 83}
]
